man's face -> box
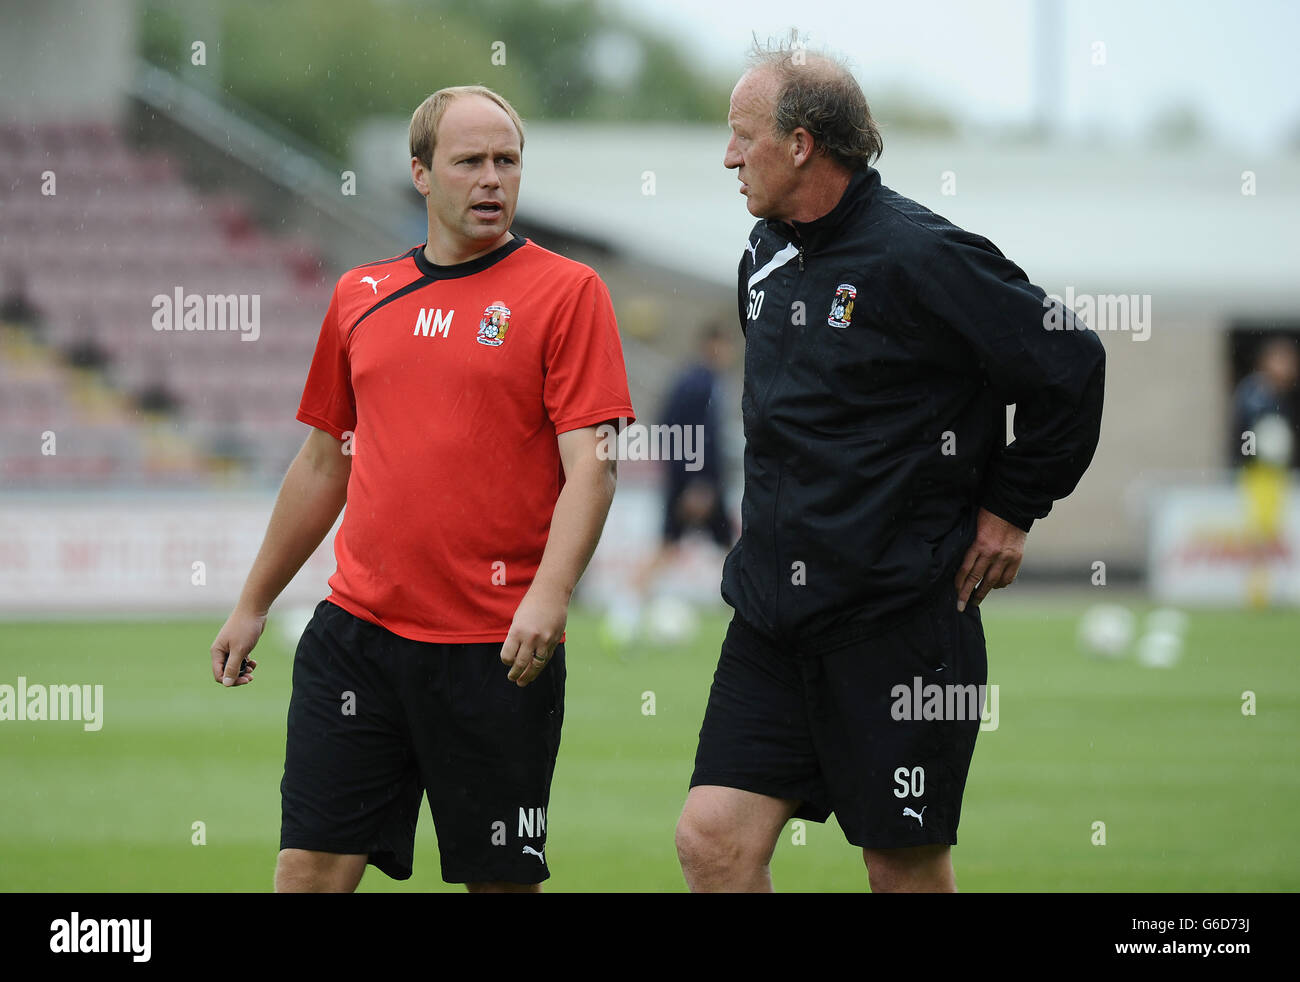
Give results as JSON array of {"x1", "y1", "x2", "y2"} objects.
[
  {"x1": 416, "y1": 95, "x2": 522, "y2": 255},
  {"x1": 1262, "y1": 343, "x2": 1299, "y2": 391},
  {"x1": 724, "y1": 69, "x2": 796, "y2": 221},
  {"x1": 706, "y1": 333, "x2": 737, "y2": 371}
]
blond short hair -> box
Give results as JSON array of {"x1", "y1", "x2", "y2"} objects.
[{"x1": 408, "y1": 85, "x2": 525, "y2": 167}]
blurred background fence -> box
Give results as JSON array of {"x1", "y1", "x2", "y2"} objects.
[{"x1": 2, "y1": 0, "x2": 1298, "y2": 614}]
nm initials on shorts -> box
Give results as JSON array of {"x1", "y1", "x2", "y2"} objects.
[{"x1": 518, "y1": 806, "x2": 546, "y2": 837}]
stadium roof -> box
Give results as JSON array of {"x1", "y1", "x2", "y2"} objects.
[{"x1": 354, "y1": 120, "x2": 1300, "y2": 314}]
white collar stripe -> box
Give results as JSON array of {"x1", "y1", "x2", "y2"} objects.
[{"x1": 746, "y1": 243, "x2": 800, "y2": 292}]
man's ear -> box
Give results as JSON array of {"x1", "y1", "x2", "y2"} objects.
[
  {"x1": 411, "y1": 156, "x2": 430, "y2": 197},
  {"x1": 791, "y1": 128, "x2": 815, "y2": 168}
]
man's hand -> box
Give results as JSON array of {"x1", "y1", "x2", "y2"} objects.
[
  {"x1": 954, "y1": 508, "x2": 1027, "y2": 612},
  {"x1": 210, "y1": 607, "x2": 266, "y2": 687},
  {"x1": 205, "y1": 427, "x2": 349, "y2": 690},
  {"x1": 500, "y1": 582, "x2": 569, "y2": 687}
]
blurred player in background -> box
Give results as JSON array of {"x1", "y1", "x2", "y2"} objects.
[
  {"x1": 605, "y1": 321, "x2": 737, "y2": 645},
  {"x1": 1231, "y1": 336, "x2": 1298, "y2": 605},
  {"x1": 647, "y1": 320, "x2": 737, "y2": 575},
  {"x1": 1231, "y1": 336, "x2": 1298, "y2": 469},
  {"x1": 0, "y1": 265, "x2": 43, "y2": 337},
  {"x1": 675, "y1": 40, "x2": 1105, "y2": 893},
  {"x1": 209, "y1": 85, "x2": 634, "y2": 893}
]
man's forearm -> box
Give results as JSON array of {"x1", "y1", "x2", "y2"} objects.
[
  {"x1": 530, "y1": 460, "x2": 617, "y2": 600},
  {"x1": 236, "y1": 444, "x2": 349, "y2": 615}
]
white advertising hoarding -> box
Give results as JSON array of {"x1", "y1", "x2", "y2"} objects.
[
  {"x1": 1148, "y1": 480, "x2": 1300, "y2": 606},
  {"x1": 0, "y1": 493, "x2": 339, "y2": 614}
]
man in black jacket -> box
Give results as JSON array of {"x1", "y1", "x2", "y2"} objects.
[{"x1": 674, "y1": 43, "x2": 1105, "y2": 892}]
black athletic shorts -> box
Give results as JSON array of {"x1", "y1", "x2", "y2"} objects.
[
  {"x1": 280, "y1": 599, "x2": 565, "y2": 884},
  {"x1": 663, "y1": 479, "x2": 733, "y2": 548},
  {"x1": 689, "y1": 579, "x2": 987, "y2": 849}
]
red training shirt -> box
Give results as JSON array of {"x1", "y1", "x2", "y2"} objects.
[{"x1": 296, "y1": 235, "x2": 635, "y2": 642}]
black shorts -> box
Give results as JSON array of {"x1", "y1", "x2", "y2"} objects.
[
  {"x1": 689, "y1": 581, "x2": 987, "y2": 849},
  {"x1": 663, "y1": 479, "x2": 732, "y2": 548},
  {"x1": 280, "y1": 599, "x2": 565, "y2": 884}
]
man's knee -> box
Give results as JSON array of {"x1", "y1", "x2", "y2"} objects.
[
  {"x1": 465, "y1": 881, "x2": 542, "y2": 894},
  {"x1": 274, "y1": 848, "x2": 368, "y2": 893},
  {"x1": 675, "y1": 805, "x2": 769, "y2": 875},
  {"x1": 862, "y1": 843, "x2": 955, "y2": 893}
]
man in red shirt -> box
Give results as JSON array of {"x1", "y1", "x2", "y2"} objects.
[{"x1": 209, "y1": 85, "x2": 635, "y2": 893}]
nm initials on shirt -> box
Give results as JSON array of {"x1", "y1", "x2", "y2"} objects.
[{"x1": 413, "y1": 308, "x2": 453, "y2": 338}]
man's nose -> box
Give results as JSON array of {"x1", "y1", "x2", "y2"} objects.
[
  {"x1": 723, "y1": 136, "x2": 741, "y2": 169},
  {"x1": 480, "y1": 161, "x2": 501, "y2": 187}
]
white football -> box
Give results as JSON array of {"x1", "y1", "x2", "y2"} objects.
[
  {"x1": 645, "y1": 595, "x2": 699, "y2": 646},
  {"x1": 1253, "y1": 413, "x2": 1293, "y2": 467},
  {"x1": 1137, "y1": 629, "x2": 1183, "y2": 669},
  {"x1": 1146, "y1": 607, "x2": 1189, "y2": 637},
  {"x1": 1077, "y1": 603, "x2": 1137, "y2": 659}
]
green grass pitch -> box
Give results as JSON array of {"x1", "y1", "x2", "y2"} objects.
[{"x1": 1, "y1": 599, "x2": 1296, "y2": 891}]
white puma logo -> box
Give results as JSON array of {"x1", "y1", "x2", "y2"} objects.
[
  {"x1": 744, "y1": 239, "x2": 759, "y2": 264},
  {"x1": 902, "y1": 806, "x2": 927, "y2": 826},
  {"x1": 521, "y1": 845, "x2": 546, "y2": 864},
  {"x1": 360, "y1": 274, "x2": 390, "y2": 294}
]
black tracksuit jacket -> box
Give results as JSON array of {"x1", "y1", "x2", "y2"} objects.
[{"x1": 721, "y1": 165, "x2": 1105, "y2": 645}]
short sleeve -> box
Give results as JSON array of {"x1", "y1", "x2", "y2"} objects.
[
  {"x1": 295, "y1": 282, "x2": 357, "y2": 439},
  {"x1": 542, "y1": 272, "x2": 636, "y2": 433}
]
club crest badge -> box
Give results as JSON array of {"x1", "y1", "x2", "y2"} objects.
[
  {"x1": 476, "y1": 301, "x2": 511, "y2": 346},
  {"x1": 828, "y1": 283, "x2": 856, "y2": 329}
]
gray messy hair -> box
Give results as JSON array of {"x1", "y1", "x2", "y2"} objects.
[{"x1": 746, "y1": 29, "x2": 883, "y2": 170}]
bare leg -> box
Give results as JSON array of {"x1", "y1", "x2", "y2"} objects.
[
  {"x1": 862, "y1": 844, "x2": 956, "y2": 893},
  {"x1": 274, "y1": 849, "x2": 368, "y2": 893},
  {"x1": 465, "y1": 882, "x2": 542, "y2": 894},
  {"x1": 675, "y1": 786, "x2": 799, "y2": 892},
  {"x1": 632, "y1": 541, "x2": 681, "y2": 594}
]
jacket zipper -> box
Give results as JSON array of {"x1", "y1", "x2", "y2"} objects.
[{"x1": 771, "y1": 224, "x2": 807, "y2": 637}]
